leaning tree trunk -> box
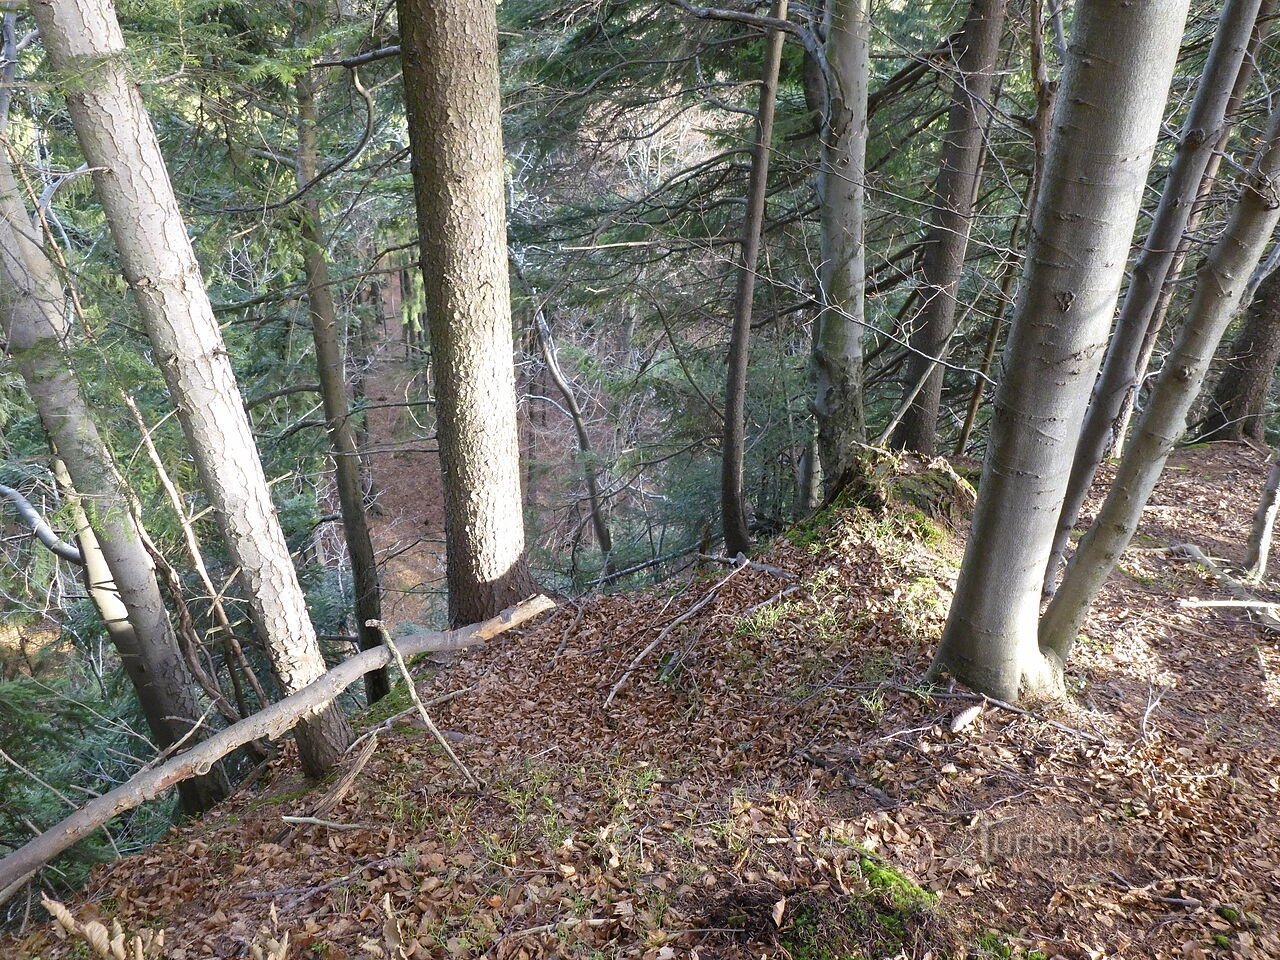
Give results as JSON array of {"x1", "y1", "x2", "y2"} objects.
[
  {"x1": 1245, "y1": 448, "x2": 1280, "y2": 579},
  {"x1": 294, "y1": 25, "x2": 389, "y2": 703},
  {"x1": 32, "y1": 0, "x2": 351, "y2": 777},
  {"x1": 1040, "y1": 103, "x2": 1280, "y2": 658},
  {"x1": 929, "y1": 0, "x2": 1190, "y2": 701},
  {"x1": 721, "y1": 0, "x2": 787, "y2": 555},
  {"x1": 892, "y1": 0, "x2": 1007, "y2": 456},
  {"x1": 1107, "y1": 0, "x2": 1278, "y2": 456},
  {"x1": 0, "y1": 159, "x2": 226, "y2": 813},
  {"x1": 1042, "y1": 0, "x2": 1264, "y2": 597},
  {"x1": 1196, "y1": 268, "x2": 1280, "y2": 443},
  {"x1": 396, "y1": 0, "x2": 538, "y2": 624},
  {"x1": 809, "y1": 0, "x2": 868, "y2": 496}
]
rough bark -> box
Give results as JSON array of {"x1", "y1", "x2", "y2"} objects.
[
  {"x1": 396, "y1": 0, "x2": 538, "y2": 624},
  {"x1": 1043, "y1": 0, "x2": 1264, "y2": 597},
  {"x1": 32, "y1": 0, "x2": 351, "y2": 777},
  {"x1": 1108, "y1": 0, "x2": 1279, "y2": 455},
  {"x1": 1246, "y1": 449, "x2": 1280, "y2": 578},
  {"x1": 1040, "y1": 103, "x2": 1280, "y2": 660},
  {"x1": 929, "y1": 0, "x2": 1190, "y2": 701},
  {"x1": 0, "y1": 158, "x2": 226, "y2": 813},
  {"x1": 1197, "y1": 268, "x2": 1280, "y2": 442},
  {"x1": 721, "y1": 0, "x2": 787, "y2": 556},
  {"x1": 893, "y1": 0, "x2": 1007, "y2": 455},
  {"x1": 809, "y1": 0, "x2": 868, "y2": 496},
  {"x1": 0, "y1": 596, "x2": 554, "y2": 908},
  {"x1": 295, "y1": 26, "x2": 389, "y2": 703}
]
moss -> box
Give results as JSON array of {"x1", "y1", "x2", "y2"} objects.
[{"x1": 857, "y1": 851, "x2": 936, "y2": 912}]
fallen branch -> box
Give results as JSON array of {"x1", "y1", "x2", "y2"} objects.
[
  {"x1": 0, "y1": 482, "x2": 82, "y2": 564},
  {"x1": 1171, "y1": 543, "x2": 1280, "y2": 632},
  {"x1": 0, "y1": 595, "x2": 554, "y2": 906}
]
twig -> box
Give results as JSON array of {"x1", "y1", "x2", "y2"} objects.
[
  {"x1": 603, "y1": 560, "x2": 750, "y2": 709},
  {"x1": 345, "y1": 686, "x2": 474, "y2": 754},
  {"x1": 370, "y1": 621, "x2": 482, "y2": 790},
  {"x1": 279, "y1": 816, "x2": 373, "y2": 831},
  {"x1": 884, "y1": 684, "x2": 1112, "y2": 745},
  {"x1": 698, "y1": 553, "x2": 796, "y2": 580}
]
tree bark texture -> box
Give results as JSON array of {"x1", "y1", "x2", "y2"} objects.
[
  {"x1": 1043, "y1": 0, "x2": 1263, "y2": 596},
  {"x1": 0, "y1": 157, "x2": 226, "y2": 812},
  {"x1": 1246, "y1": 448, "x2": 1280, "y2": 578},
  {"x1": 1040, "y1": 103, "x2": 1280, "y2": 658},
  {"x1": 295, "y1": 26, "x2": 389, "y2": 703},
  {"x1": 1197, "y1": 267, "x2": 1280, "y2": 443},
  {"x1": 31, "y1": 0, "x2": 351, "y2": 777},
  {"x1": 721, "y1": 0, "x2": 788, "y2": 556},
  {"x1": 929, "y1": 0, "x2": 1191, "y2": 701},
  {"x1": 809, "y1": 0, "x2": 868, "y2": 496},
  {"x1": 396, "y1": 0, "x2": 538, "y2": 624},
  {"x1": 893, "y1": 0, "x2": 1007, "y2": 456}
]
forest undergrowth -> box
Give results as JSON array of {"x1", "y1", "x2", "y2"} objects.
[{"x1": 6, "y1": 445, "x2": 1280, "y2": 960}]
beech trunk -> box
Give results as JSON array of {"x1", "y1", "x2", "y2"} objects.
[{"x1": 929, "y1": 0, "x2": 1190, "y2": 701}]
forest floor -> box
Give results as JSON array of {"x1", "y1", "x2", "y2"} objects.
[{"x1": 7, "y1": 444, "x2": 1280, "y2": 960}]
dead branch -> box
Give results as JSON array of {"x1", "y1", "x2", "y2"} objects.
[
  {"x1": 1171, "y1": 542, "x2": 1280, "y2": 632},
  {"x1": 0, "y1": 595, "x2": 554, "y2": 905}
]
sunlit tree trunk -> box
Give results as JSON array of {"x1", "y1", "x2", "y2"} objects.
[
  {"x1": 893, "y1": 0, "x2": 1007, "y2": 455},
  {"x1": 295, "y1": 9, "x2": 389, "y2": 703},
  {"x1": 810, "y1": 0, "x2": 868, "y2": 495},
  {"x1": 0, "y1": 159, "x2": 226, "y2": 812},
  {"x1": 930, "y1": 0, "x2": 1190, "y2": 701},
  {"x1": 32, "y1": 0, "x2": 351, "y2": 777},
  {"x1": 1043, "y1": 0, "x2": 1263, "y2": 596},
  {"x1": 721, "y1": 0, "x2": 787, "y2": 555},
  {"x1": 1040, "y1": 104, "x2": 1280, "y2": 658},
  {"x1": 396, "y1": 0, "x2": 538, "y2": 623},
  {"x1": 1245, "y1": 449, "x2": 1280, "y2": 579}
]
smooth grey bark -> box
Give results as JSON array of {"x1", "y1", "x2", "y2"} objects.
[
  {"x1": 396, "y1": 0, "x2": 538, "y2": 624},
  {"x1": 1040, "y1": 104, "x2": 1280, "y2": 657},
  {"x1": 295, "y1": 26, "x2": 389, "y2": 703},
  {"x1": 929, "y1": 0, "x2": 1190, "y2": 701},
  {"x1": 1245, "y1": 449, "x2": 1280, "y2": 578},
  {"x1": 809, "y1": 0, "x2": 867, "y2": 496},
  {"x1": 722, "y1": 0, "x2": 787, "y2": 555},
  {"x1": 1043, "y1": 0, "x2": 1264, "y2": 597},
  {"x1": 893, "y1": 0, "x2": 1007, "y2": 455},
  {"x1": 1107, "y1": 0, "x2": 1278, "y2": 456},
  {"x1": 1196, "y1": 267, "x2": 1280, "y2": 443},
  {"x1": 0, "y1": 482, "x2": 83, "y2": 563},
  {"x1": 0, "y1": 159, "x2": 226, "y2": 813},
  {"x1": 32, "y1": 0, "x2": 351, "y2": 777}
]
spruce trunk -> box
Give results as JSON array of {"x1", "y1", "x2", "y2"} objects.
[
  {"x1": 0, "y1": 161, "x2": 226, "y2": 813},
  {"x1": 722, "y1": 0, "x2": 788, "y2": 554},
  {"x1": 929, "y1": 0, "x2": 1190, "y2": 700},
  {"x1": 32, "y1": 0, "x2": 351, "y2": 777},
  {"x1": 396, "y1": 0, "x2": 538, "y2": 624},
  {"x1": 1197, "y1": 269, "x2": 1280, "y2": 443},
  {"x1": 893, "y1": 0, "x2": 1007, "y2": 456},
  {"x1": 295, "y1": 52, "x2": 389, "y2": 703}
]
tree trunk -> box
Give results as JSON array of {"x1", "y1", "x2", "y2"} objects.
[
  {"x1": 1197, "y1": 268, "x2": 1280, "y2": 443},
  {"x1": 892, "y1": 0, "x2": 1007, "y2": 455},
  {"x1": 722, "y1": 0, "x2": 788, "y2": 556},
  {"x1": 1107, "y1": 0, "x2": 1278, "y2": 456},
  {"x1": 1043, "y1": 0, "x2": 1264, "y2": 597},
  {"x1": 32, "y1": 0, "x2": 351, "y2": 777},
  {"x1": 0, "y1": 158, "x2": 227, "y2": 813},
  {"x1": 929, "y1": 0, "x2": 1190, "y2": 701},
  {"x1": 1040, "y1": 103, "x2": 1280, "y2": 659},
  {"x1": 809, "y1": 0, "x2": 868, "y2": 496},
  {"x1": 1246, "y1": 448, "x2": 1280, "y2": 578},
  {"x1": 295, "y1": 26, "x2": 389, "y2": 703},
  {"x1": 533, "y1": 308, "x2": 615, "y2": 573},
  {"x1": 396, "y1": 0, "x2": 538, "y2": 624}
]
